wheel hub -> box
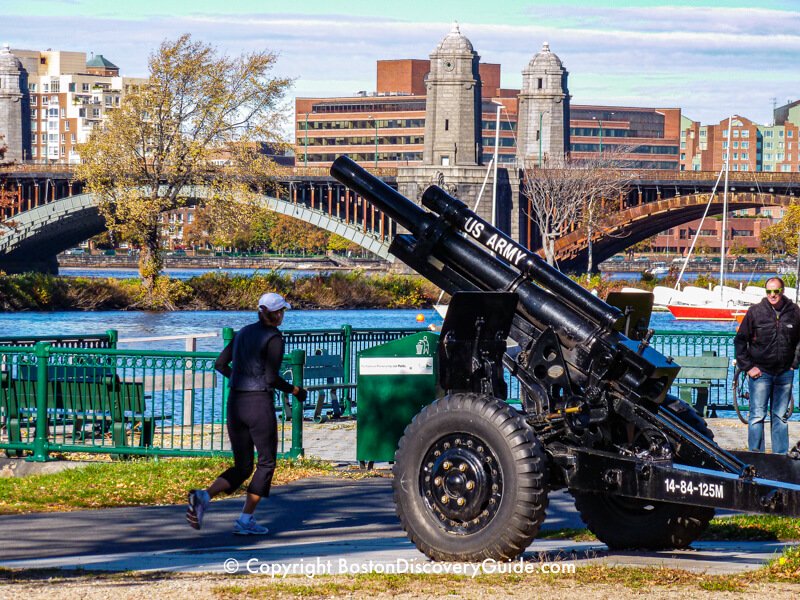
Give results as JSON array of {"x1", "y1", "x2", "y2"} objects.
[{"x1": 419, "y1": 433, "x2": 502, "y2": 534}]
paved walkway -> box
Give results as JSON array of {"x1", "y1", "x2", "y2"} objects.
[
  {"x1": 0, "y1": 478, "x2": 792, "y2": 576},
  {"x1": 1, "y1": 418, "x2": 798, "y2": 577}
]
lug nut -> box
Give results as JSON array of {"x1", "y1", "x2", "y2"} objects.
[
  {"x1": 457, "y1": 497, "x2": 466, "y2": 506},
  {"x1": 441, "y1": 495, "x2": 449, "y2": 504},
  {"x1": 458, "y1": 463, "x2": 467, "y2": 472},
  {"x1": 443, "y1": 461, "x2": 452, "y2": 470},
  {"x1": 434, "y1": 476, "x2": 442, "y2": 486},
  {"x1": 466, "y1": 481, "x2": 475, "y2": 490}
]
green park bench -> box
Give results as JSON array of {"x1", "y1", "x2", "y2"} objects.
[
  {"x1": 673, "y1": 355, "x2": 732, "y2": 417},
  {"x1": 0, "y1": 365, "x2": 159, "y2": 451},
  {"x1": 277, "y1": 350, "x2": 356, "y2": 422}
]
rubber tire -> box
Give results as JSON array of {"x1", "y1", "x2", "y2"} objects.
[
  {"x1": 572, "y1": 492, "x2": 715, "y2": 550},
  {"x1": 662, "y1": 394, "x2": 715, "y2": 440},
  {"x1": 392, "y1": 393, "x2": 548, "y2": 562}
]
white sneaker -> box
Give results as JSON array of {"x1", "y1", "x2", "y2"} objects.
[
  {"x1": 186, "y1": 489, "x2": 210, "y2": 530},
  {"x1": 233, "y1": 517, "x2": 269, "y2": 535}
]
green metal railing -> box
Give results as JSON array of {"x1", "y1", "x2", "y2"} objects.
[
  {"x1": 0, "y1": 343, "x2": 306, "y2": 462},
  {"x1": 4, "y1": 326, "x2": 782, "y2": 462},
  {"x1": 0, "y1": 325, "x2": 425, "y2": 461}
]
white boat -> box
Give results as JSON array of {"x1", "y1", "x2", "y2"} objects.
[{"x1": 664, "y1": 119, "x2": 756, "y2": 321}]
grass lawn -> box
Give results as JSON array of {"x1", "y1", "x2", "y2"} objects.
[{"x1": 0, "y1": 456, "x2": 378, "y2": 514}]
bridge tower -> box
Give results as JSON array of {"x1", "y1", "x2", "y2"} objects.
[
  {"x1": 0, "y1": 44, "x2": 29, "y2": 164},
  {"x1": 516, "y1": 42, "x2": 570, "y2": 167},
  {"x1": 422, "y1": 23, "x2": 482, "y2": 167}
]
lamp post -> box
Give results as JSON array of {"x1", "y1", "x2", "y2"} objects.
[
  {"x1": 304, "y1": 112, "x2": 309, "y2": 168},
  {"x1": 592, "y1": 116, "x2": 603, "y2": 154},
  {"x1": 372, "y1": 117, "x2": 379, "y2": 168}
]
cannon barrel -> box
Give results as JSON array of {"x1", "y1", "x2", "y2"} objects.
[
  {"x1": 330, "y1": 155, "x2": 676, "y2": 398},
  {"x1": 420, "y1": 185, "x2": 623, "y2": 329}
]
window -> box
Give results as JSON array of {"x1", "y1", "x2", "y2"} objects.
[
  {"x1": 61, "y1": 146, "x2": 65, "y2": 156},
  {"x1": 733, "y1": 141, "x2": 739, "y2": 148},
  {"x1": 444, "y1": 119, "x2": 449, "y2": 131},
  {"x1": 537, "y1": 78, "x2": 543, "y2": 89},
  {"x1": 92, "y1": 108, "x2": 100, "y2": 118},
  {"x1": 31, "y1": 121, "x2": 37, "y2": 131},
  {"x1": 30, "y1": 95, "x2": 37, "y2": 105},
  {"x1": 441, "y1": 156, "x2": 450, "y2": 166},
  {"x1": 742, "y1": 130, "x2": 750, "y2": 137},
  {"x1": 700, "y1": 129, "x2": 707, "y2": 137},
  {"x1": 680, "y1": 141, "x2": 686, "y2": 149},
  {"x1": 741, "y1": 164, "x2": 749, "y2": 171},
  {"x1": 782, "y1": 164, "x2": 791, "y2": 172},
  {"x1": 31, "y1": 109, "x2": 37, "y2": 119},
  {"x1": 733, "y1": 130, "x2": 740, "y2": 137},
  {"x1": 60, "y1": 108, "x2": 65, "y2": 118},
  {"x1": 777, "y1": 153, "x2": 785, "y2": 161},
  {"x1": 82, "y1": 83, "x2": 89, "y2": 92},
  {"x1": 741, "y1": 141, "x2": 749, "y2": 148},
  {"x1": 60, "y1": 133, "x2": 65, "y2": 143},
  {"x1": 48, "y1": 121, "x2": 57, "y2": 130},
  {"x1": 765, "y1": 130, "x2": 773, "y2": 137},
  {"x1": 722, "y1": 153, "x2": 727, "y2": 160},
  {"x1": 681, "y1": 130, "x2": 686, "y2": 138},
  {"x1": 722, "y1": 129, "x2": 728, "y2": 137},
  {"x1": 105, "y1": 95, "x2": 112, "y2": 106},
  {"x1": 71, "y1": 134, "x2": 76, "y2": 143},
  {"x1": 765, "y1": 142, "x2": 773, "y2": 149},
  {"x1": 64, "y1": 120, "x2": 69, "y2": 131},
  {"x1": 765, "y1": 164, "x2": 774, "y2": 171},
  {"x1": 32, "y1": 147, "x2": 37, "y2": 157},
  {"x1": 780, "y1": 130, "x2": 785, "y2": 137},
  {"x1": 680, "y1": 153, "x2": 685, "y2": 160},
  {"x1": 29, "y1": 83, "x2": 36, "y2": 92},
  {"x1": 722, "y1": 141, "x2": 728, "y2": 149},
  {"x1": 765, "y1": 153, "x2": 773, "y2": 160},
  {"x1": 50, "y1": 95, "x2": 58, "y2": 104},
  {"x1": 42, "y1": 96, "x2": 48, "y2": 105},
  {"x1": 43, "y1": 83, "x2": 49, "y2": 92},
  {"x1": 48, "y1": 133, "x2": 58, "y2": 142},
  {"x1": 733, "y1": 152, "x2": 738, "y2": 159},
  {"x1": 741, "y1": 152, "x2": 748, "y2": 159},
  {"x1": 68, "y1": 82, "x2": 75, "y2": 92}
]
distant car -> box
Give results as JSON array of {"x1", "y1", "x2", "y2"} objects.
[
  {"x1": 632, "y1": 257, "x2": 650, "y2": 263},
  {"x1": 737, "y1": 257, "x2": 750, "y2": 264},
  {"x1": 753, "y1": 258, "x2": 767, "y2": 264},
  {"x1": 607, "y1": 255, "x2": 625, "y2": 263},
  {"x1": 102, "y1": 249, "x2": 116, "y2": 256},
  {"x1": 64, "y1": 248, "x2": 86, "y2": 255},
  {"x1": 169, "y1": 250, "x2": 187, "y2": 257}
]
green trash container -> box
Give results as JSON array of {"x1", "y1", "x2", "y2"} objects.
[{"x1": 356, "y1": 331, "x2": 439, "y2": 463}]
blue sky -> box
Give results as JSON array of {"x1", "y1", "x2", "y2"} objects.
[{"x1": 7, "y1": 1, "x2": 800, "y2": 131}]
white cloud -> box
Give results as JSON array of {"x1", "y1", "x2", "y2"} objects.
[{"x1": 7, "y1": 8, "x2": 798, "y2": 125}]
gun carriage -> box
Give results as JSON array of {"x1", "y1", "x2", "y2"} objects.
[{"x1": 331, "y1": 156, "x2": 800, "y2": 562}]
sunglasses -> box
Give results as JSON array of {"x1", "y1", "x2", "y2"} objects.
[{"x1": 766, "y1": 289, "x2": 783, "y2": 296}]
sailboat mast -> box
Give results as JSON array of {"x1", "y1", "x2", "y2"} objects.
[{"x1": 720, "y1": 116, "x2": 733, "y2": 301}]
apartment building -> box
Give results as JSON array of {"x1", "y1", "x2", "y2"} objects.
[{"x1": 13, "y1": 49, "x2": 145, "y2": 163}]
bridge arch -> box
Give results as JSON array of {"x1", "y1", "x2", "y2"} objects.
[
  {"x1": 0, "y1": 191, "x2": 392, "y2": 273},
  {"x1": 554, "y1": 192, "x2": 796, "y2": 272}
]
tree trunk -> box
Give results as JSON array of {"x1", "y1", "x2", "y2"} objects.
[
  {"x1": 545, "y1": 236, "x2": 555, "y2": 267},
  {"x1": 586, "y1": 224, "x2": 594, "y2": 276},
  {"x1": 138, "y1": 229, "x2": 164, "y2": 298}
]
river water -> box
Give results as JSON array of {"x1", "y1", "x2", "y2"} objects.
[{"x1": 0, "y1": 308, "x2": 735, "y2": 352}]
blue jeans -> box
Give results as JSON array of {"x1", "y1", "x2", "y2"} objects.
[{"x1": 748, "y1": 369, "x2": 794, "y2": 454}]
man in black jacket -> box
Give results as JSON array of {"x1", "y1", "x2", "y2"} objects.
[{"x1": 734, "y1": 277, "x2": 800, "y2": 454}]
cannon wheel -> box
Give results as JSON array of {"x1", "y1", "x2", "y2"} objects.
[
  {"x1": 392, "y1": 393, "x2": 548, "y2": 562},
  {"x1": 571, "y1": 492, "x2": 714, "y2": 550}
]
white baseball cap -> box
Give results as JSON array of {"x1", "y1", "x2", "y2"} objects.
[{"x1": 258, "y1": 292, "x2": 291, "y2": 312}]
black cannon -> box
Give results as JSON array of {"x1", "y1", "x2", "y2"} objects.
[{"x1": 331, "y1": 156, "x2": 800, "y2": 562}]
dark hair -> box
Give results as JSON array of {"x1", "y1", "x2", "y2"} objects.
[
  {"x1": 766, "y1": 277, "x2": 785, "y2": 289},
  {"x1": 259, "y1": 307, "x2": 284, "y2": 326}
]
